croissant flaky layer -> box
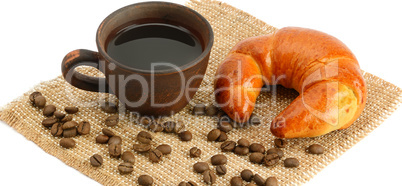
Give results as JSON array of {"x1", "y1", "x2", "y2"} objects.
[{"x1": 214, "y1": 27, "x2": 367, "y2": 138}]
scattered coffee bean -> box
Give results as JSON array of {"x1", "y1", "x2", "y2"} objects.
[
  {"x1": 211, "y1": 154, "x2": 227, "y2": 165},
  {"x1": 54, "y1": 111, "x2": 66, "y2": 119},
  {"x1": 193, "y1": 162, "x2": 209, "y2": 173},
  {"x1": 156, "y1": 144, "x2": 172, "y2": 155},
  {"x1": 189, "y1": 147, "x2": 201, "y2": 158},
  {"x1": 149, "y1": 123, "x2": 164, "y2": 132},
  {"x1": 246, "y1": 184, "x2": 257, "y2": 186},
  {"x1": 265, "y1": 177, "x2": 278, "y2": 186},
  {"x1": 149, "y1": 149, "x2": 163, "y2": 163},
  {"x1": 266, "y1": 148, "x2": 284, "y2": 158},
  {"x1": 274, "y1": 138, "x2": 287, "y2": 148},
  {"x1": 207, "y1": 129, "x2": 221, "y2": 141},
  {"x1": 65, "y1": 106, "x2": 79, "y2": 114},
  {"x1": 284, "y1": 158, "x2": 299, "y2": 168},
  {"x1": 218, "y1": 121, "x2": 233, "y2": 133},
  {"x1": 133, "y1": 144, "x2": 152, "y2": 152},
  {"x1": 96, "y1": 135, "x2": 109, "y2": 144},
  {"x1": 249, "y1": 143, "x2": 265, "y2": 154},
  {"x1": 192, "y1": 103, "x2": 206, "y2": 115},
  {"x1": 118, "y1": 162, "x2": 134, "y2": 174},
  {"x1": 108, "y1": 136, "x2": 122, "y2": 145},
  {"x1": 221, "y1": 141, "x2": 236, "y2": 152},
  {"x1": 241, "y1": 169, "x2": 254, "y2": 182},
  {"x1": 100, "y1": 101, "x2": 118, "y2": 113},
  {"x1": 102, "y1": 128, "x2": 115, "y2": 137},
  {"x1": 179, "y1": 131, "x2": 192, "y2": 141},
  {"x1": 264, "y1": 153, "x2": 280, "y2": 166},
  {"x1": 307, "y1": 144, "x2": 324, "y2": 154},
  {"x1": 216, "y1": 131, "x2": 227, "y2": 142},
  {"x1": 108, "y1": 143, "x2": 122, "y2": 158},
  {"x1": 105, "y1": 115, "x2": 119, "y2": 127},
  {"x1": 202, "y1": 170, "x2": 216, "y2": 184},
  {"x1": 60, "y1": 115, "x2": 73, "y2": 123},
  {"x1": 34, "y1": 96, "x2": 46, "y2": 108},
  {"x1": 137, "y1": 131, "x2": 153, "y2": 144},
  {"x1": 43, "y1": 105, "x2": 56, "y2": 116},
  {"x1": 253, "y1": 174, "x2": 265, "y2": 186},
  {"x1": 205, "y1": 105, "x2": 219, "y2": 116},
  {"x1": 163, "y1": 121, "x2": 176, "y2": 133},
  {"x1": 238, "y1": 138, "x2": 250, "y2": 147},
  {"x1": 249, "y1": 152, "x2": 265, "y2": 164},
  {"x1": 29, "y1": 91, "x2": 42, "y2": 103},
  {"x1": 90, "y1": 154, "x2": 103, "y2": 167},
  {"x1": 139, "y1": 116, "x2": 152, "y2": 126},
  {"x1": 42, "y1": 117, "x2": 58, "y2": 128},
  {"x1": 51, "y1": 123, "x2": 63, "y2": 137},
  {"x1": 60, "y1": 138, "x2": 75, "y2": 149},
  {"x1": 77, "y1": 121, "x2": 90, "y2": 135},
  {"x1": 230, "y1": 176, "x2": 243, "y2": 186},
  {"x1": 178, "y1": 182, "x2": 190, "y2": 186},
  {"x1": 216, "y1": 165, "x2": 227, "y2": 175},
  {"x1": 234, "y1": 146, "x2": 249, "y2": 155},
  {"x1": 138, "y1": 175, "x2": 153, "y2": 186},
  {"x1": 122, "y1": 151, "x2": 135, "y2": 164},
  {"x1": 188, "y1": 181, "x2": 197, "y2": 186},
  {"x1": 249, "y1": 114, "x2": 261, "y2": 125},
  {"x1": 174, "y1": 121, "x2": 186, "y2": 134},
  {"x1": 63, "y1": 128, "x2": 77, "y2": 138},
  {"x1": 62, "y1": 121, "x2": 78, "y2": 130}
]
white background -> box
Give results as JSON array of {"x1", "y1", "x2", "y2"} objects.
[{"x1": 0, "y1": 0, "x2": 401, "y2": 185}]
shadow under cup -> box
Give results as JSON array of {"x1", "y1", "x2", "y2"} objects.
[{"x1": 61, "y1": 2, "x2": 214, "y2": 116}]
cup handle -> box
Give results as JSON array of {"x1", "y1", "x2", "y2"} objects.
[{"x1": 61, "y1": 49, "x2": 109, "y2": 93}]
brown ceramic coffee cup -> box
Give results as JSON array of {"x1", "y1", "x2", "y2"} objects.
[{"x1": 61, "y1": 2, "x2": 213, "y2": 116}]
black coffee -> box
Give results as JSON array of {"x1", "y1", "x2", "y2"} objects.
[{"x1": 106, "y1": 22, "x2": 203, "y2": 70}]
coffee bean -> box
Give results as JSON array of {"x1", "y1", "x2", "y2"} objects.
[
  {"x1": 193, "y1": 162, "x2": 209, "y2": 173},
  {"x1": 60, "y1": 138, "x2": 75, "y2": 149},
  {"x1": 264, "y1": 153, "x2": 280, "y2": 166},
  {"x1": 63, "y1": 128, "x2": 77, "y2": 138},
  {"x1": 139, "y1": 116, "x2": 152, "y2": 126},
  {"x1": 133, "y1": 144, "x2": 152, "y2": 152},
  {"x1": 205, "y1": 105, "x2": 219, "y2": 116},
  {"x1": 51, "y1": 123, "x2": 63, "y2": 137},
  {"x1": 216, "y1": 131, "x2": 227, "y2": 142},
  {"x1": 234, "y1": 146, "x2": 249, "y2": 155},
  {"x1": 241, "y1": 169, "x2": 254, "y2": 182},
  {"x1": 54, "y1": 111, "x2": 66, "y2": 119},
  {"x1": 192, "y1": 103, "x2": 205, "y2": 115},
  {"x1": 100, "y1": 101, "x2": 117, "y2": 113},
  {"x1": 211, "y1": 154, "x2": 227, "y2": 165},
  {"x1": 108, "y1": 143, "x2": 122, "y2": 158},
  {"x1": 284, "y1": 158, "x2": 299, "y2": 168},
  {"x1": 149, "y1": 123, "x2": 164, "y2": 132},
  {"x1": 207, "y1": 129, "x2": 221, "y2": 141},
  {"x1": 122, "y1": 151, "x2": 135, "y2": 164},
  {"x1": 42, "y1": 117, "x2": 58, "y2": 127},
  {"x1": 249, "y1": 152, "x2": 265, "y2": 164},
  {"x1": 60, "y1": 115, "x2": 73, "y2": 123},
  {"x1": 249, "y1": 114, "x2": 261, "y2": 125},
  {"x1": 63, "y1": 121, "x2": 78, "y2": 129},
  {"x1": 118, "y1": 162, "x2": 134, "y2": 174},
  {"x1": 178, "y1": 182, "x2": 190, "y2": 186},
  {"x1": 90, "y1": 154, "x2": 103, "y2": 167},
  {"x1": 274, "y1": 138, "x2": 287, "y2": 148},
  {"x1": 202, "y1": 170, "x2": 216, "y2": 184},
  {"x1": 307, "y1": 144, "x2": 324, "y2": 154},
  {"x1": 105, "y1": 115, "x2": 119, "y2": 127},
  {"x1": 188, "y1": 181, "x2": 197, "y2": 186},
  {"x1": 65, "y1": 106, "x2": 79, "y2": 114},
  {"x1": 174, "y1": 121, "x2": 186, "y2": 134},
  {"x1": 246, "y1": 184, "x2": 257, "y2": 186},
  {"x1": 238, "y1": 138, "x2": 250, "y2": 147},
  {"x1": 221, "y1": 141, "x2": 236, "y2": 152},
  {"x1": 43, "y1": 105, "x2": 56, "y2": 116},
  {"x1": 218, "y1": 121, "x2": 233, "y2": 133},
  {"x1": 253, "y1": 174, "x2": 265, "y2": 186},
  {"x1": 34, "y1": 96, "x2": 46, "y2": 108},
  {"x1": 216, "y1": 165, "x2": 227, "y2": 175},
  {"x1": 102, "y1": 128, "x2": 115, "y2": 137},
  {"x1": 249, "y1": 143, "x2": 265, "y2": 154},
  {"x1": 230, "y1": 176, "x2": 243, "y2": 186},
  {"x1": 77, "y1": 121, "x2": 90, "y2": 135},
  {"x1": 149, "y1": 149, "x2": 163, "y2": 163},
  {"x1": 108, "y1": 136, "x2": 122, "y2": 145},
  {"x1": 179, "y1": 131, "x2": 192, "y2": 141},
  {"x1": 137, "y1": 131, "x2": 152, "y2": 144},
  {"x1": 266, "y1": 148, "x2": 284, "y2": 158},
  {"x1": 138, "y1": 175, "x2": 153, "y2": 186},
  {"x1": 265, "y1": 177, "x2": 278, "y2": 186},
  {"x1": 163, "y1": 121, "x2": 176, "y2": 133},
  {"x1": 29, "y1": 91, "x2": 42, "y2": 103},
  {"x1": 156, "y1": 144, "x2": 172, "y2": 155},
  {"x1": 96, "y1": 135, "x2": 109, "y2": 144},
  {"x1": 190, "y1": 147, "x2": 201, "y2": 158}
]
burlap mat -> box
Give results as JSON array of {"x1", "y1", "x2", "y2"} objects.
[{"x1": 1, "y1": 0, "x2": 402, "y2": 185}]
